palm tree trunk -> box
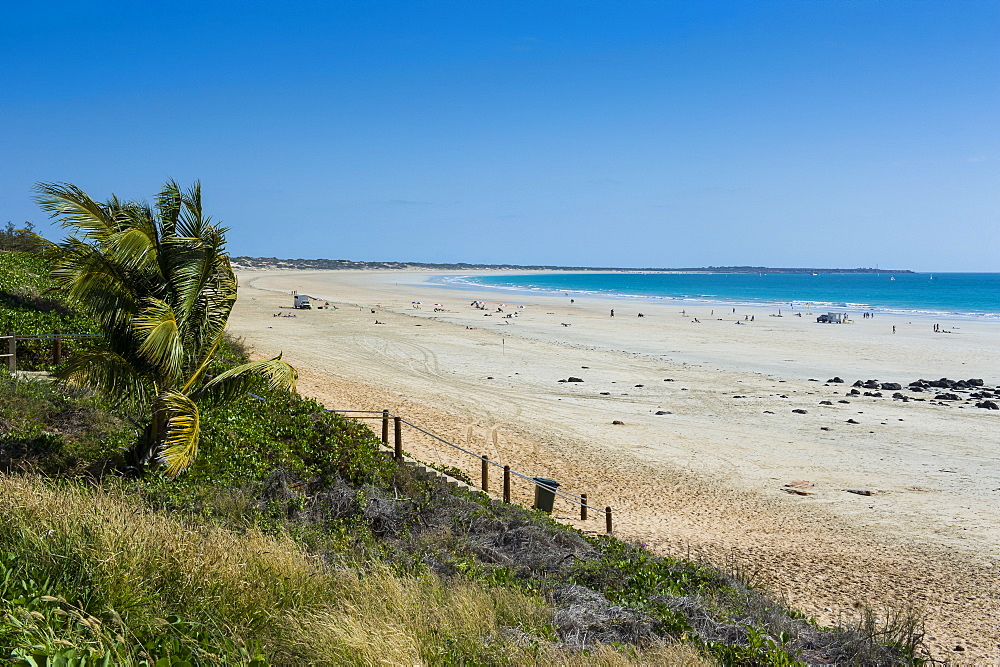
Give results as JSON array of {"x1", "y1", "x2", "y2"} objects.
[{"x1": 126, "y1": 411, "x2": 165, "y2": 473}]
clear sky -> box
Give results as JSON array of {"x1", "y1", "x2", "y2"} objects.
[{"x1": 2, "y1": 1, "x2": 997, "y2": 271}]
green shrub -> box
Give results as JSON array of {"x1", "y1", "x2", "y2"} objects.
[{"x1": 0, "y1": 252, "x2": 98, "y2": 371}]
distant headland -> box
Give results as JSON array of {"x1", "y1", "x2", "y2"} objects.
[{"x1": 231, "y1": 256, "x2": 913, "y2": 274}]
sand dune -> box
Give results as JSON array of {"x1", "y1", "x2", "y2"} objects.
[{"x1": 228, "y1": 269, "x2": 1000, "y2": 660}]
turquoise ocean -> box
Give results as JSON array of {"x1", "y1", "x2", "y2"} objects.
[{"x1": 435, "y1": 273, "x2": 1000, "y2": 320}]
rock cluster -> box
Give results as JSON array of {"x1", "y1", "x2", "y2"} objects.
[
  {"x1": 910, "y1": 377, "x2": 983, "y2": 390},
  {"x1": 837, "y1": 376, "x2": 999, "y2": 409}
]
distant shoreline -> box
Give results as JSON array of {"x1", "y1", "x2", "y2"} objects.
[{"x1": 231, "y1": 256, "x2": 913, "y2": 274}]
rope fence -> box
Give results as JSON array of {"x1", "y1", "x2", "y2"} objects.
[
  {"x1": 2, "y1": 331, "x2": 103, "y2": 371},
  {"x1": 328, "y1": 407, "x2": 615, "y2": 533}
]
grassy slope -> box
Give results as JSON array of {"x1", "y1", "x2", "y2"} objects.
[
  {"x1": 0, "y1": 252, "x2": 98, "y2": 371},
  {"x1": 0, "y1": 251, "x2": 922, "y2": 665}
]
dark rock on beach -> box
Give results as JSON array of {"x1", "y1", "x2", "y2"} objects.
[
  {"x1": 976, "y1": 401, "x2": 999, "y2": 410},
  {"x1": 828, "y1": 377, "x2": 844, "y2": 383},
  {"x1": 567, "y1": 377, "x2": 584, "y2": 382}
]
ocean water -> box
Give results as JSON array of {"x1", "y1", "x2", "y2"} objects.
[{"x1": 436, "y1": 272, "x2": 1000, "y2": 320}]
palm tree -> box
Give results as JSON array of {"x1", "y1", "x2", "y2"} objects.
[{"x1": 34, "y1": 180, "x2": 297, "y2": 477}]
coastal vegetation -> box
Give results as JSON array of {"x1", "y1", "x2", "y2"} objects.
[
  {"x1": 0, "y1": 193, "x2": 926, "y2": 664},
  {"x1": 0, "y1": 221, "x2": 41, "y2": 253},
  {"x1": 230, "y1": 255, "x2": 912, "y2": 274}
]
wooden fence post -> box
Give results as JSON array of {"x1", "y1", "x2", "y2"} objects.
[
  {"x1": 6, "y1": 332, "x2": 14, "y2": 373},
  {"x1": 393, "y1": 416, "x2": 402, "y2": 461},
  {"x1": 53, "y1": 330, "x2": 62, "y2": 365},
  {"x1": 481, "y1": 456, "x2": 489, "y2": 492},
  {"x1": 381, "y1": 410, "x2": 389, "y2": 444},
  {"x1": 581, "y1": 493, "x2": 588, "y2": 520},
  {"x1": 503, "y1": 465, "x2": 511, "y2": 503},
  {"x1": 605, "y1": 506, "x2": 613, "y2": 534}
]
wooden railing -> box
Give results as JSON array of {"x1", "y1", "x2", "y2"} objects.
[{"x1": 1, "y1": 331, "x2": 103, "y2": 372}]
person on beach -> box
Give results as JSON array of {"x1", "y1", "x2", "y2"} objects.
[
  {"x1": 893, "y1": 326, "x2": 896, "y2": 334},
  {"x1": 610, "y1": 309, "x2": 614, "y2": 317}
]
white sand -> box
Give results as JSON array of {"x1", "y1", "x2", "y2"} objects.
[{"x1": 228, "y1": 269, "x2": 1000, "y2": 659}]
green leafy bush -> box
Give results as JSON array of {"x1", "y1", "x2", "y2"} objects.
[
  {"x1": 0, "y1": 252, "x2": 98, "y2": 371},
  {"x1": 0, "y1": 372, "x2": 132, "y2": 476}
]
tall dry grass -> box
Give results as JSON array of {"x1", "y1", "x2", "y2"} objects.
[{"x1": 0, "y1": 475, "x2": 707, "y2": 665}]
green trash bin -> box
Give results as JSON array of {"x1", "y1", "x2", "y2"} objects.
[{"x1": 532, "y1": 477, "x2": 560, "y2": 513}]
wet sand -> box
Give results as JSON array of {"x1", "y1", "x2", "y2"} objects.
[{"x1": 228, "y1": 269, "x2": 1000, "y2": 661}]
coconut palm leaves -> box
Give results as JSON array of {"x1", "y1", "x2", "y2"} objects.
[{"x1": 35, "y1": 180, "x2": 296, "y2": 476}]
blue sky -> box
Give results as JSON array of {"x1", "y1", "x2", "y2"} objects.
[{"x1": 2, "y1": 1, "x2": 997, "y2": 270}]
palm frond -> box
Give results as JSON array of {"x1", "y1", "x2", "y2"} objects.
[
  {"x1": 193, "y1": 356, "x2": 297, "y2": 403},
  {"x1": 176, "y1": 232, "x2": 237, "y2": 348},
  {"x1": 177, "y1": 180, "x2": 205, "y2": 238},
  {"x1": 107, "y1": 226, "x2": 159, "y2": 273},
  {"x1": 134, "y1": 298, "x2": 185, "y2": 384},
  {"x1": 53, "y1": 259, "x2": 139, "y2": 331},
  {"x1": 156, "y1": 180, "x2": 183, "y2": 238},
  {"x1": 154, "y1": 390, "x2": 201, "y2": 478},
  {"x1": 55, "y1": 350, "x2": 151, "y2": 406},
  {"x1": 33, "y1": 182, "x2": 115, "y2": 241}
]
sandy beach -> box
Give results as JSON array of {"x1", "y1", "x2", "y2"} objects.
[{"x1": 228, "y1": 269, "x2": 1000, "y2": 661}]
